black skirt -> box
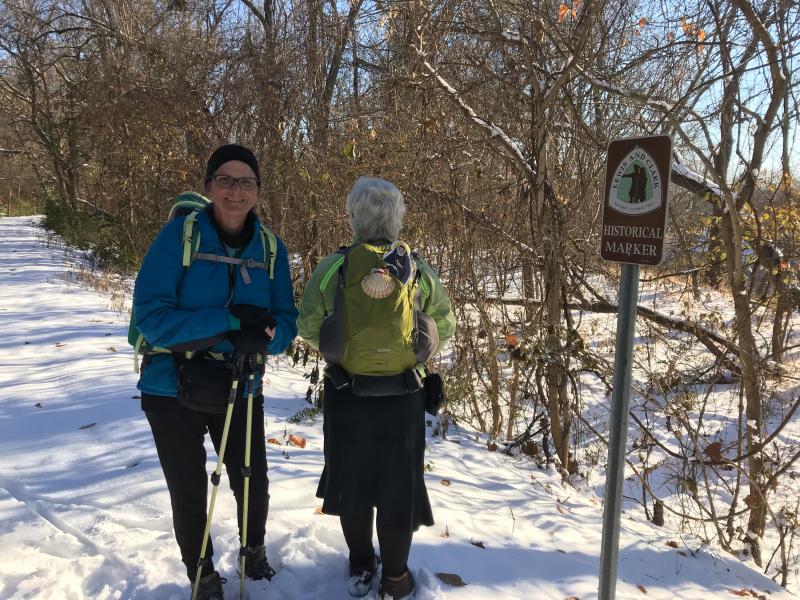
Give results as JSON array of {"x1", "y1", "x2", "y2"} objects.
[{"x1": 316, "y1": 378, "x2": 434, "y2": 531}]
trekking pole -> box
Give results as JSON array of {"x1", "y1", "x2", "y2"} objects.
[
  {"x1": 192, "y1": 359, "x2": 243, "y2": 600},
  {"x1": 239, "y1": 355, "x2": 259, "y2": 599}
]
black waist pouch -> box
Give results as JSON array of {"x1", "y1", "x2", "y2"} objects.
[
  {"x1": 351, "y1": 370, "x2": 423, "y2": 397},
  {"x1": 174, "y1": 353, "x2": 239, "y2": 413},
  {"x1": 423, "y1": 371, "x2": 446, "y2": 416}
]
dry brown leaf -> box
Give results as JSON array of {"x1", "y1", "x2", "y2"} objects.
[
  {"x1": 556, "y1": 503, "x2": 568, "y2": 515},
  {"x1": 436, "y1": 572, "x2": 467, "y2": 587},
  {"x1": 505, "y1": 333, "x2": 519, "y2": 348},
  {"x1": 636, "y1": 583, "x2": 647, "y2": 594},
  {"x1": 565, "y1": 597, "x2": 580, "y2": 600},
  {"x1": 728, "y1": 590, "x2": 750, "y2": 597},
  {"x1": 557, "y1": 3, "x2": 569, "y2": 22},
  {"x1": 703, "y1": 441, "x2": 723, "y2": 463},
  {"x1": 314, "y1": 506, "x2": 324, "y2": 515},
  {"x1": 440, "y1": 479, "x2": 452, "y2": 486},
  {"x1": 288, "y1": 434, "x2": 307, "y2": 448},
  {"x1": 521, "y1": 441, "x2": 539, "y2": 456},
  {"x1": 666, "y1": 540, "x2": 679, "y2": 548},
  {"x1": 267, "y1": 438, "x2": 281, "y2": 445}
]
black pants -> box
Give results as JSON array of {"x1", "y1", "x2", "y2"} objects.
[
  {"x1": 340, "y1": 507, "x2": 413, "y2": 578},
  {"x1": 144, "y1": 394, "x2": 269, "y2": 581}
]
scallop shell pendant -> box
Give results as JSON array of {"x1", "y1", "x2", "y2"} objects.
[{"x1": 361, "y1": 268, "x2": 395, "y2": 299}]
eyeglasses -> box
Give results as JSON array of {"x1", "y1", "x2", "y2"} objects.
[{"x1": 210, "y1": 175, "x2": 260, "y2": 191}]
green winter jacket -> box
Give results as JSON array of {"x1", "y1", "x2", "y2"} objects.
[{"x1": 297, "y1": 240, "x2": 456, "y2": 357}]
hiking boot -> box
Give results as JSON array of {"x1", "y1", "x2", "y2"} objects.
[
  {"x1": 378, "y1": 570, "x2": 415, "y2": 600},
  {"x1": 348, "y1": 558, "x2": 377, "y2": 597},
  {"x1": 195, "y1": 571, "x2": 225, "y2": 600},
  {"x1": 242, "y1": 545, "x2": 277, "y2": 581}
]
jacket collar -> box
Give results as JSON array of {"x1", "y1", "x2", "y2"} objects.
[{"x1": 205, "y1": 206, "x2": 256, "y2": 250}]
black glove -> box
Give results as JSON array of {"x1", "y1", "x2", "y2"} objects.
[
  {"x1": 230, "y1": 304, "x2": 278, "y2": 331},
  {"x1": 229, "y1": 323, "x2": 271, "y2": 354}
]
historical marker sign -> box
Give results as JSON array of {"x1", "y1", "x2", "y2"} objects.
[{"x1": 601, "y1": 135, "x2": 672, "y2": 265}]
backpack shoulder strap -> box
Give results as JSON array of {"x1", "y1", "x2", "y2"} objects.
[
  {"x1": 320, "y1": 246, "x2": 350, "y2": 292},
  {"x1": 259, "y1": 225, "x2": 277, "y2": 279},
  {"x1": 181, "y1": 210, "x2": 202, "y2": 268}
]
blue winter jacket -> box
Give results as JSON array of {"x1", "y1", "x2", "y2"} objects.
[{"x1": 133, "y1": 207, "x2": 298, "y2": 397}]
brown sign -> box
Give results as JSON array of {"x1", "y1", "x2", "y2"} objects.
[{"x1": 601, "y1": 135, "x2": 672, "y2": 265}]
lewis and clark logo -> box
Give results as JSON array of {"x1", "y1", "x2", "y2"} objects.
[
  {"x1": 601, "y1": 134, "x2": 672, "y2": 265},
  {"x1": 608, "y1": 146, "x2": 664, "y2": 215}
]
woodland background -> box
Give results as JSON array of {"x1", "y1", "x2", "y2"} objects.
[{"x1": 1, "y1": 0, "x2": 799, "y2": 589}]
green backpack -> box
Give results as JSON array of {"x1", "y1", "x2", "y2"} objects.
[
  {"x1": 128, "y1": 191, "x2": 277, "y2": 372},
  {"x1": 318, "y1": 241, "x2": 438, "y2": 376}
]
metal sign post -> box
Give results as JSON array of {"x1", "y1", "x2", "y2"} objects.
[
  {"x1": 598, "y1": 135, "x2": 672, "y2": 600},
  {"x1": 598, "y1": 262, "x2": 640, "y2": 600}
]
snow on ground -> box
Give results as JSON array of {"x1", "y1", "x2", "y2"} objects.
[{"x1": 0, "y1": 216, "x2": 795, "y2": 600}]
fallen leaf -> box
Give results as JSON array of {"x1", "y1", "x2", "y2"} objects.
[
  {"x1": 557, "y1": 3, "x2": 569, "y2": 22},
  {"x1": 488, "y1": 442, "x2": 498, "y2": 452},
  {"x1": 638, "y1": 17, "x2": 648, "y2": 28},
  {"x1": 666, "y1": 540, "x2": 679, "y2": 548},
  {"x1": 131, "y1": 395, "x2": 141, "y2": 399},
  {"x1": 556, "y1": 503, "x2": 569, "y2": 514},
  {"x1": 288, "y1": 434, "x2": 307, "y2": 448},
  {"x1": 314, "y1": 506, "x2": 324, "y2": 515},
  {"x1": 440, "y1": 479, "x2": 452, "y2": 486},
  {"x1": 703, "y1": 441, "x2": 723, "y2": 463},
  {"x1": 106, "y1": 346, "x2": 117, "y2": 352},
  {"x1": 505, "y1": 333, "x2": 519, "y2": 347},
  {"x1": 126, "y1": 461, "x2": 140, "y2": 469},
  {"x1": 637, "y1": 583, "x2": 647, "y2": 594},
  {"x1": 79, "y1": 422, "x2": 96, "y2": 430},
  {"x1": 55, "y1": 342, "x2": 65, "y2": 347},
  {"x1": 728, "y1": 591, "x2": 751, "y2": 598},
  {"x1": 469, "y1": 539, "x2": 486, "y2": 549},
  {"x1": 34, "y1": 402, "x2": 42, "y2": 408},
  {"x1": 565, "y1": 597, "x2": 580, "y2": 600},
  {"x1": 267, "y1": 438, "x2": 281, "y2": 445},
  {"x1": 436, "y1": 573, "x2": 467, "y2": 587}
]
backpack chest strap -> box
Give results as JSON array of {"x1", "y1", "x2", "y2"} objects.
[{"x1": 193, "y1": 252, "x2": 268, "y2": 285}]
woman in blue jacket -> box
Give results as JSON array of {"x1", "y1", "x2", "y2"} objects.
[{"x1": 133, "y1": 144, "x2": 297, "y2": 600}]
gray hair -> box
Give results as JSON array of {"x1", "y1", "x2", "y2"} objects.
[{"x1": 346, "y1": 177, "x2": 406, "y2": 242}]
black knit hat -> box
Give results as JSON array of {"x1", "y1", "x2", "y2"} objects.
[{"x1": 205, "y1": 144, "x2": 260, "y2": 184}]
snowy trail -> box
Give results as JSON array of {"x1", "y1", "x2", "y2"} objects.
[{"x1": 0, "y1": 216, "x2": 795, "y2": 600}]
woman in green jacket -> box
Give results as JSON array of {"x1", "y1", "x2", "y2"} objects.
[{"x1": 297, "y1": 177, "x2": 455, "y2": 600}]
